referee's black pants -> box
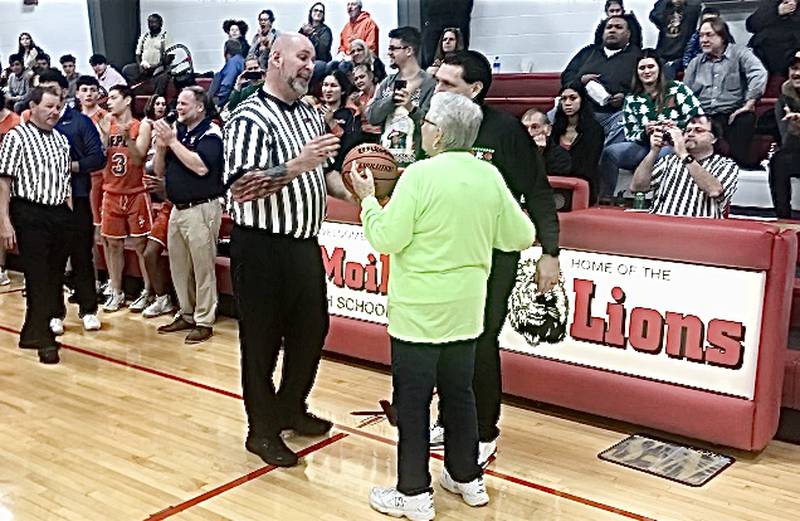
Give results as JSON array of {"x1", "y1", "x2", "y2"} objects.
[
  {"x1": 10, "y1": 199, "x2": 71, "y2": 351},
  {"x1": 438, "y1": 249, "x2": 518, "y2": 443},
  {"x1": 55, "y1": 196, "x2": 98, "y2": 318},
  {"x1": 230, "y1": 225, "x2": 330, "y2": 438}
]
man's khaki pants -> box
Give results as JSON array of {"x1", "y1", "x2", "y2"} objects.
[{"x1": 167, "y1": 200, "x2": 222, "y2": 328}]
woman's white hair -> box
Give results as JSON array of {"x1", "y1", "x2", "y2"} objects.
[{"x1": 426, "y1": 92, "x2": 483, "y2": 150}]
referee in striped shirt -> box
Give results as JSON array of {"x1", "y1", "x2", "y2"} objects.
[
  {"x1": 224, "y1": 33, "x2": 353, "y2": 467},
  {"x1": 0, "y1": 87, "x2": 73, "y2": 364},
  {"x1": 631, "y1": 115, "x2": 739, "y2": 218}
]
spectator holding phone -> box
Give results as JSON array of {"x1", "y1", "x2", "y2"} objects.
[
  {"x1": 631, "y1": 114, "x2": 738, "y2": 218},
  {"x1": 224, "y1": 56, "x2": 265, "y2": 113},
  {"x1": 366, "y1": 27, "x2": 435, "y2": 162}
]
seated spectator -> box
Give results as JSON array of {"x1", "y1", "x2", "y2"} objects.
[
  {"x1": 631, "y1": 115, "x2": 739, "y2": 217},
  {"x1": 768, "y1": 55, "x2": 800, "y2": 218},
  {"x1": 346, "y1": 39, "x2": 386, "y2": 82},
  {"x1": 89, "y1": 54, "x2": 127, "y2": 96},
  {"x1": 209, "y1": 40, "x2": 245, "y2": 108},
  {"x1": 250, "y1": 10, "x2": 280, "y2": 62},
  {"x1": 682, "y1": 7, "x2": 726, "y2": 70},
  {"x1": 521, "y1": 108, "x2": 572, "y2": 175},
  {"x1": 318, "y1": 70, "x2": 362, "y2": 170},
  {"x1": 122, "y1": 13, "x2": 173, "y2": 94},
  {"x1": 366, "y1": 26, "x2": 435, "y2": 165},
  {"x1": 594, "y1": 1, "x2": 643, "y2": 49},
  {"x1": 649, "y1": 0, "x2": 701, "y2": 75},
  {"x1": 351, "y1": 64, "x2": 381, "y2": 141},
  {"x1": 4, "y1": 54, "x2": 29, "y2": 113},
  {"x1": 599, "y1": 49, "x2": 703, "y2": 197},
  {"x1": 223, "y1": 20, "x2": 250, "y2": 58},
  {"x1": 224, "y1": 56, "x2": 264, "y2": 113},
  {"x1": 420, "y1": 0, "x2": 473, "y2": 69},
  {"x1": 35, "y1": 53, "x2": 51, "y2": 74},
  {"x1": 427, "y1": 28, "x2": 465, "y2": 76},
  {"x1": 17, "y1": 32, "x2": 43, "y2": 78},
  {"x1": 339, "y1": 1, "x2": 380, "y2": 58},
  {"x1": 746, "y1": 0, "x2": 800, "y2": 75},
  {"x1": 301, "y1": 3, "x2": 332, "y2": 63},
  {"x1": 551, "y1": 82, "x2": 604, "y2": 202},
  {"x1": 60, "y1": 54, "x2": 80, "y2": 106},
  {"x1": 683, "y1": 19, "x2": 767, "y2": 167},
  {"x1": 564, "y1": 15, "x2": 642, "y2": 145}
]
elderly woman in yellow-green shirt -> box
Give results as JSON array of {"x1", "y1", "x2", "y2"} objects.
[{"x1": 350, "y1": 91, "x2": 535, "y2": 521}]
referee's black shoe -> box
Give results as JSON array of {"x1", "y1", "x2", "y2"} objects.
[
  {"x1": 38, "y1": 347, "x2": 60, "y2": 364},
  {"x1": 245, "y1": 435, "x2": 298, "y2": 467},
  {"x1": 285, "y1": 412, "x2": 333, "y2": 436}
]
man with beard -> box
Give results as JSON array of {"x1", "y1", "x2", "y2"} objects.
[
  {"x1": 123, "y1": 13, "x2": 173, "y2": 94},
  {"x1": 223, "y1": 33, "x2": 352, "y2": 467}
]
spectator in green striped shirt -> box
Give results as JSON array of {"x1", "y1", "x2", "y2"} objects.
[{"x1": 599, "y1": 49, "x2": 703, "y2": 197}]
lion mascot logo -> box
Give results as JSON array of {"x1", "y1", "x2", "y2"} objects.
[{"x1": 507, "y1": 257, "x2": 568, "y2": 347}]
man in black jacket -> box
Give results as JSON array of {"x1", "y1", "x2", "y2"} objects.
[
  {"x1": 562, "y1": 15, "x2": 642, "y2": 146},
  {"x1": 650, "y1": 0, "x2": 701, "y2": 72},
  {"x1": 769, "y1": 56, "x2": 800, "y2": 217},
  {"x1": 432, "y1": 50, "x2": 560, "y2": 466},
  {"x1": 746, "y1": 0, "x2": 800, "y2": 74}
]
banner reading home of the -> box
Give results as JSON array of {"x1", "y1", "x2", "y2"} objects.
[
  {"x1": 318, "y1": 222, "x2": 390, "y2": 325},
  {"x1": 499, "y1": 248, "x2": 766, "y2": 400}
]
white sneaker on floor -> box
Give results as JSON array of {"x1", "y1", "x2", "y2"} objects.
[
  {"x1": 99, "y1": 281, "x2": 112, "y2": 297},
  {"x1": 429, "y1": 422, "x2": 445, "y2": 450},
  {"x1": 103, "y1": 290, "x2": 126, "y2": 312},
  {"x1": 0, "y1": 270, "x2": 10, "y2": 286},
  {"x1": 142, "y1": 294, "x2": 176, "y2": 318},
  {"x1": 440, "y1": 467, "x2": 489, "y2": 507},
  {"x1": 478, "y1": 440, "x2": 497, "y2": 468},
  {"x1": 82, "y1": 314, "x2": 101, "y2": 331},
  {"x1": 368, "y1": 487, "x2": 434, "y2": 521},
  {"x1": 129, "y1": 290, "x2": 154, "y2": 313},
  {"x1": 49, "y1": 318, "x2": 64, "y2": 336}
]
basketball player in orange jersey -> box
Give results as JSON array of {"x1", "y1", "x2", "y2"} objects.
[
  {"x1": 101, "y1": 84, "x2": 153, "y2": 312},
  {"x1": 76, "y1": 75, "x2": 114, "y2": 297}
]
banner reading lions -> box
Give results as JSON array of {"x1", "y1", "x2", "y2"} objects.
[
  {"x1": 499, "y1": 248, "x2": 766, "y2": 400},
  {"x1": 318, "y1": 223, "x2": 766, "y2": 399}
]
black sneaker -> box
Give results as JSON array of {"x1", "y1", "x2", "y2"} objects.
[
  {"x1": 245, "y1": 435, "x2": 298, "y2": 467},
  {"x1": 285, "y1": 412, "x2": 333, "y2": 436}
]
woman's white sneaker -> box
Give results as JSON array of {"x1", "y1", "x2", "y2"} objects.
[
  {"x1": 82, "y1": 314, "x2": 101, "y2": 331},
  {"x1": 49, "y1": 318, "x2": 64, "y2": 336},
  {"x1": 429, "y1": 422, "x2": 445, "y2": 450},
  {"x1": 439, "y1": 467, "x2": 489, "y2": 507},
  {"x1": 478, "y1": 440, "x2": 497, "y2": 468},
  {"x1": 368, "y1": 486, "x2": 435, "y2": 521}
]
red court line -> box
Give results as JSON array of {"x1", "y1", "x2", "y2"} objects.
[
  {"x1": 1, "y1": 324, "x2": 654, "y2": 521},
  {"x1": 145, "y1": 433, "x2": 349, "y2": 520},
  {"x1": 0, "y1": 287, "x2": 24, "y2": 295}
]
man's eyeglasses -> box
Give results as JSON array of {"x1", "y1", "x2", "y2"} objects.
[
  {"x1": 422, "y1": 117, "x2": 438, "y2": 127},
  {"x1": 388, "y1": 45, "x2": 410, "y2": 52},
  {"x1": 684, "y1": 127, "x2": 711, "y2": 135}
]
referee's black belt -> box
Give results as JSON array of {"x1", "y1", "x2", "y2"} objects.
[{"x1": 174, "y1": 197, "x2": 216, "y2": 211}]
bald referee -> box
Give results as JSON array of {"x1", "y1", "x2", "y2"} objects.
[
  {"x1": 224, "y1": 33, "x2": 353, "y2": 467},
  {"x1": 0, "y1": 87, "x2": 73, "y2": 364}
]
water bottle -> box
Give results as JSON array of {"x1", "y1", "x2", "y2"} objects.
[{"x1": 492, "y1": 56, "x2": 501, "y2": 74}]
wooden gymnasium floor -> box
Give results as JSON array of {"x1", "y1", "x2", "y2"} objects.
[{"x1": 1, "y1": 273, "x2": 799, "y2": 521}]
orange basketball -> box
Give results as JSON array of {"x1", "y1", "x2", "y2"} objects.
[{"x1": 342, "y1": 143, "x2": 400, "y2": 199}]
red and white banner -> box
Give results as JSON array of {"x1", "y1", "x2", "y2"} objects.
[
  {"x1": 319, "y1": 222, "x2": 766, "y2": 399},
  {"x1": 499, "y1": 248, "x2": 765, "y2": 400},
  {"x1": 319, "y1": 222, "x2": 389, "y2": 325}
]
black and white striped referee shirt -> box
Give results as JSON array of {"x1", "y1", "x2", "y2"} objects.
[
  {"x1": 223, "y1": 88, "x2": 330, "y2": 239},
  {"x1": 0, "y1": 122, "x2": 71, "y2": 206},
  {"x1": 649, "y1": 154, "x2": 739, "y2": 219}
]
